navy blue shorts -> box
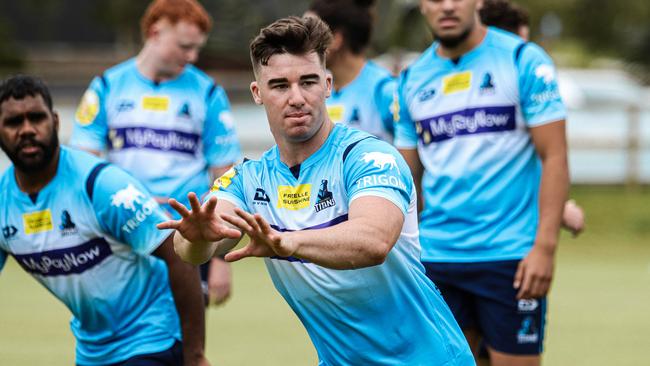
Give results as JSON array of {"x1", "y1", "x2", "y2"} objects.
[
  {"x1": 424, "y1": 260, "x2": 546, "y2": 355},
  {"x1": 79, "y1": 341, "x2": 183, "y2": 366}
]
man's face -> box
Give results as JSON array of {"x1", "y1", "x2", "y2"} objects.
[
  {"x1": 420, "y1": 0, "x2": 483, "y2": 48},
  {"x1": 0, "y1": 95, "x2": 59, "y2": 172},
  {"x1": 250, "y1": 52, "x2": 332, "y2": 144},
  {"x1": 149, "y1": 20, "x2": 207, "y2": 78}
]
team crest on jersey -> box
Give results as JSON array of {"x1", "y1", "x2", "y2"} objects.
[
  {"x1": 253, "y1": 188, "x2": 271, "y2": 205},
  {"x1": 314, "y1": 180, "x2": 336, "y2": 212},
  {"x1": 142, "y1": 96, "x2": 170, "y2": 111},
  {"x1": 211, "y1": 167, "x2": 237, "y2": 192},
  {"x1": 2, "y1": 225, "x2": 18, "y2": 239},
  {"x1": 517, "y1": 316, "x2": 539, "y2": 344},
  {"x1": 178, "y1": 102, "x2": 192, "y2": 118},
  {"x1": 23, "y1": 210, "x2": 53, "y2": 235},
  {"x1": 480, "y1": 72, "x2": 495, "y2": 94},
  {"x1": 75, "y1": 89, "x2": 100, "y2": 125},
  {"x1": 59, "y1": 210, "x2": 78, "y2": 236},
  {"x1": 327, "y1": 105, "x2": 344, "y2": 123},
  {"x1": 360, "y1": 152, "x2": 399, "y2": 173},
  {"x1": 443, "y1": 71, "x2": 472, "y2": 95},
  {"x1": 348, "y1": 108, "x2": 361, "y2": 125},
  {"x1": 277, "y1": 184, "x2": 311, "y2": 210}
]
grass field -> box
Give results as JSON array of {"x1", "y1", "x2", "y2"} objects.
[{"x1": 1, "y1": 185, "x2": 649, "y2": 365}]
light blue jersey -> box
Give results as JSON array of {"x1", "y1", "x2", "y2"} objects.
[
  {"x1": 0, "y1": 147, "x2": 180, "y2": 365},
  {"x1": 326, "y1": 61, "x2": 396, "y2": 142},
  {"x1": 69, "y1": 58, "x2": 242, "y2": 217},
  {"x1": 395, "y1": 28, "x2": 566, "y2": 262},
  {"x1": 210, "y1": 124, "x2": 473, "y2": 365}
]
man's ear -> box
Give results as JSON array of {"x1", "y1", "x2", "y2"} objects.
[
  {"x1": 250, "y1": 81, "x2": 262, "y2": 105},
  {"x1": 325, "y1": 73, "x2": 332, "y2": 99},
  {"x1": 53, "y1": 111, "x2": 60, "y2": 132}
]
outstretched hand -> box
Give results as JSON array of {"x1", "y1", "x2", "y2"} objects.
[
  {"x1": 156, "y1": 193, "x2": 241, "y2": 245},
  {"x1": 220, "y1": 208, "x2": 297, "y2": 262}
]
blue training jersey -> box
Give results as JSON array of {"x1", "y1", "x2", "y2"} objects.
[
  {"x1": 326, "y1": 61, "x2": 397, "y2": 142},
  {"x1": 395, "y1": 28, "x2": 566, "y2": 262},
  {"x1": 210, "y1": 124, "x2": 473, "y2": 365},
  {"x1": 0, "y1": 147, "x2": 180, "y2": 365},
  {"x1": 69, "y1": 58, "x2": 242, "y2": 217}
]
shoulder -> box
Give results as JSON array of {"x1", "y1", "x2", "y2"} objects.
[
  {"x1": 0, "y1": 167, "x2": 14, "y2": 195},
  {"x1": 183, "y1": 65, "x2": 220, "y2": 93}
]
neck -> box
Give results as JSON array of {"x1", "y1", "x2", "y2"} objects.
[
  {"x1": 14, "y1": 147, "x2": 60, "y2": 194},
  {"x1": 437, "y1": 23, "x2": 488, "y2": 60},
  {"x1": 277, "y1": 120, "x2": 334, "y2": 167},
  {"x1": 136, "y1": 45, "x2": 167, "y2": 83},
  {"x1": 329, "y1": 52, "x2": 366, "y2": 91}
]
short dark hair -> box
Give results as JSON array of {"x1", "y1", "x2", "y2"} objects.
[
  {"x1": 0, "y1": 75, "x2": 53, "y2": 112},
  {"x1": 308, "y1": 0, "x2": 376, "y2": 55},
  {"x1": 480, "y1": 0, "x2": 529, "y2": 35},
  {"x1": 250, "y1": 16, "x2": 333, "y2": 75}
]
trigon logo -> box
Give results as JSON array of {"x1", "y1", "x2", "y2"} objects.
[
  {"x1": 111, "y1": 183, "x2": 146, "y2": 211},
  {"x1": 254, "y1": 188, "x2": 270, "y2": 205},
  {"x1": 314, "y1": 180, "x2": 336, "y2": 213},
  {"x1": 2, "y1": 225, "x2": 18, "y2": 239}
]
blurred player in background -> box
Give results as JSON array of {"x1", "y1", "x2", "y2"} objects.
[
  {"x1": 480, "y1": 0, "x2": 585, "y2": 236},
  {"x1": 396, "y1": 0, "x2": 569, "y2": 365},
  {"x1": 0, "y1": 75, "x2": 208, "y2": 366},
  {"x1": 159, "y1": 16, "x2": 475, "y2": 365},
  {"x1": 69, "y1": 0, "x2": 242, "y2": 305},
  {"x1": 306, "y1": 0, "x2": 396, "y2": 143}
]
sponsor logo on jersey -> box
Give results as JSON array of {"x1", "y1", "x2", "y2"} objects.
[
  {"x1": 416, "y1": 105, "x2": 516, "y2": 144},
  {"x1": 517, "y1": 316, "x2": 539, "y2": 344},
  {"x1": 142, "y1": 96, "x2": 170, "y2": 111},
  {"x1": 178, "y1": 102, "x2": 192, "y2": 118},
  {"x1": 327, "y1": 105, "x2": 344, "y2": 123},
  {"x1": 13, "y1": 238, "x2": 112, "y2": 276},
  {"x1": 211, "y1": 167, "x2": 237, "y2": 192},
  {"x1": 253, "y1": 188, "x2": 270, "y2": 205},
  {"x1": 356, "y1": 174, "x2": 407, "y2": 190},
  {"x1": 418, "y1": 88, "x2": 437, "y2": 102},
  {"x1": 116, "y1": 99, "x2": 135, "y2": 113},
  {"x1": 75, "y1": 89, "x2": 100, "y2": 125},
  {"x1": 443, "y1": 71, "x2": 472, "y2": 95},
  {"x1": 277, "y1": 184, "x2": 311, "y2": 210},
  {"x1": 111, "y1": 183, "x2": 159, "y2": 234},
  {"x1": 23, "y1": 210, "x2": 53, "y2": 235},
  {"x1": 531, "y1": 89, "x2": 561, "y2": 104},
  {"x1": 480, "y1": 72, "x2": 495, "y2": 94},
  {"x1": 59, "y1": 210, "x2": 77, "y2": 236},
  {"x1": 314, "y1": 180, "x2": 336, "y2": 212},
  {"x1": 391, "y1": 90, "x2": 400, "y2": 123},
  {"x1": 2, "y1": 225, "x2": 18, "y2": 239},
  {"x1": 361, "y1": 152, "x2": 400, "y2": 173},
  {"x1": 535, "y1": 64, "x2": 556, "y2": 84},
  {"x1": 108, "y1": 127, "x2": 200, "y2": 155},
  {"x1": 219, "y1": 110, "x2": 235, "y2": 129},
  {"x1": 518, "y1": 299, "x2": 539, "y2": 313}
]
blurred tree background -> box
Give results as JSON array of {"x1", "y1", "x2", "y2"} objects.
[{"x1": 0, "y1": 0, "x2": 649, "y2": 81}]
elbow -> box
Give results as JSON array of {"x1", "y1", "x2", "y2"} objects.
[{"x1": 366, "y1": 239, "x2": 394, "y2": 267}]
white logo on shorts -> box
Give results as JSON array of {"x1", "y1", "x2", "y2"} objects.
[{"x1": 518, "y1": 299, "x2": 539, "y2": 312}]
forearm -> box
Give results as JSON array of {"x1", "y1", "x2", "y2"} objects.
[
  {"x1": 535, "y1": 153, "x2": 569, "y2": 252},
  {"x1": 287, "y1": 218, "x2": 398, "y2": 270},
  {"x1": 174, "y1": 231, "x2": 240, "y2": 265},
  {"x1": 166, "y1": 258, "x2": 205, "y2": 364}
]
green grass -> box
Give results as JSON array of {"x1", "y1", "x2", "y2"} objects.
[{"x1": 1, "y1": 186, "x2": 649, "y2": 365}]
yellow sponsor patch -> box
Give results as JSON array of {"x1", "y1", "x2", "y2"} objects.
[
  {"x1": 277, "y1": 184, "x2": 311, "y2": 210},
  {"x1": 142, "y1": 96, "x2": 170, "y2": 111},
  {"x1": 75, "y1": 89, "x2": 100, "y2": 125},
  {"x1": 210, "y1": 167, "x2": 237, "y2": 192},
  {"x1": 23, "y1": 210, "x2": 53, "y2": 235},
  {"x1": 442, "y1": 71, "x2": 472, "y2": 95},
  {"x1": 391, "y1": 91, "x2": 400, "y2": 123},
  {"x1": 327, "y1": 105, "x2": 344, "y2": 123}
]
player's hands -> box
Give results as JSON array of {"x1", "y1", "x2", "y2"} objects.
[
  {"x1": 513, "y1": 244, "x2": 555, "y2": 299},
  {"x1": 562, "y1": 199, "x2": 585, "y2": 237},
  {"x1": 157, "y1": 193, "x2": 241, "y2": 245},
  {"x1": 208, "y1": 257, "x2": 232, "y2": 305},
  {"x1": 221, "y1": 208, "x2": 297, "y2": 262}
]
